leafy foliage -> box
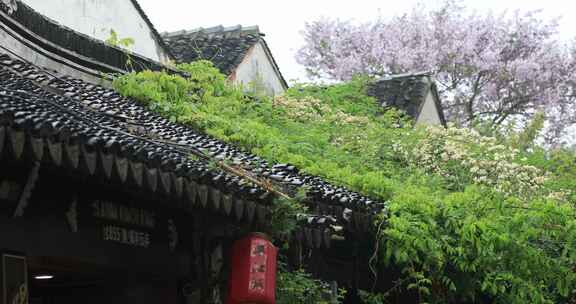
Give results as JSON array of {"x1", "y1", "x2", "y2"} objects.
[
  {"x1": 113, "y1": 60, "x2": 576, "y2": 303},
  {"x1": 277, "y1": 262, "x2": 345, "y2": 304},
  {"x1": 380, "y1": 185, "x2": 576, "y2": 303},
  {"x1": 270, "y1": 189, "x2": 309, "y2": 238},
  {"x1": 105, "y1": 29, "x2": 135, "y2": 49},
  {"x1": 358, "y1": 289, "x2": 390, "y2": 304},
  {"x1": 113, "y1": 61, "x2": 412, "y2": 204}
]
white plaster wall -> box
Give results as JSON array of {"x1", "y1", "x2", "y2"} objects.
[
  {"x1": 415, "y1": 91, "x2": 442, "y2": 125},
  {"x1": 19, "y1": 0, "x2": 170, "y2": 63},
  {"x1": 233, "y1": 41, "x2": 285, "y2": 96}
]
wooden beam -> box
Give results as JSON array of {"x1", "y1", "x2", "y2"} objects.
[
  {"x1": 128, "y1": 161, "x2": 143, "y2": 187},
  {"x1": 13, "y1": 161, "x2": 41, "y2": 217},
  {"x1": 114, "y1": 156, "x2": 128, "y2": 183},
  {"x1": 210, "y1": 188, "x2": 221, "y2": 211},
  {"x1": 99, "y1": 152, "x2": 114, "y2": 179},
  {"x1": 173, "y1": 174, "x2": 183, "y2": 199},
  {"x1": 313, "y1": 229, "x2": 323, "y2": 248},
  {"x1": 81, "y1": 145, "x2": 97, "y2": 175},
  {"x1": 64, "y1": 143, "x2": 80, "y2": 169},
  {"x1": 29, "y1": 135, "x2": 44, "y2": 161},
  {"x1": 185, "y1": 179, "x2": 198, "y2": 208},
  {"x1": 323, "y1": 229, "x2": 332, "y2": 248},
  {"x1": 221, "y1": 194, "x2": 232, "y2": 216},
  {"x1": 159, "y1": 170, "x2": 171, "y2": 195},
  {"x1": 198, "y1": 185, "x2": 208, "y2": 207},
  {"x1": 144, "y1": 167, "x2": 158, "y2": 193},
  {"x1": 256, "y1": 205, "x2": 268, "y2": 223},
  {"x1": 244, "y1": 200, "x2": 255, "y2": 224},
  {"x1": 47, "y1": 139, "x2": 63, "y2": 166},
  {"x1": 304, "y1": 228, "x2": 314, "y2": 248},
  {"x1": 234, "y1": 198, "x2": 244, "y2": 221},
  {"x1": 9, "y1": 129, "x2": 25, "y2": 159},
  {"x1": 0, "y1": 126, "x2": 4, "y2": 157}
]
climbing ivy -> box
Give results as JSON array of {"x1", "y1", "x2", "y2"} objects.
[
  {"x1": 113, "y1": 61, "x2": 576, "y2": 303},
  {"x1": 105, "y1": 29, "x2": 135, "y2": 49},
  {"x1": 269, "y1": 189, "x2": 309, "y2": 239},
  {"x1": 277, "y1": 262, "x2": 346, "y2": 304}
]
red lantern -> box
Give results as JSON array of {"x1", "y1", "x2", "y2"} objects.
[{"x1": 227, "y1": 233, "x2": 277, "y2": 304}]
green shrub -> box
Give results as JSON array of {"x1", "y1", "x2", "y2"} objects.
[{"x1": 113, "y1": 61, "x2": 576, "y2": 304}]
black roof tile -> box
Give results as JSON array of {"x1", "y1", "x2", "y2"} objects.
[
  {"x1": 163, "y1": 25, "x2": 261, "y2": 75},
  {"x1": 0, "y1": 51, "x2": 382, "y2": 230},
  {"x1": 162, "y1": 25, "x2": 288, "y2": 90},
  {"x1": 2, "y1": 0, "x2": 173, "y2": 75},
  {"x1": 367, "y1": 72, "x2": 447, "y2": 125}
]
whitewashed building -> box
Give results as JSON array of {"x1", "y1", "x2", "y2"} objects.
[
  {"x1": 18, "y1": 0, "x2": 172, "y2": 64},
  {"x1": 367, "y1": 72, "x2": 447, "y2": 126},
  {"x1": 162, "y1": 25, "x2": 288, "y2": 96}
]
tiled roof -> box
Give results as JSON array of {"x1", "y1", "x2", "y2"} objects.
[
  {"x1": 162, "y1": 25, "x2": 261, "y2": 75},
  {"x1": 0, "y1": 52, "x2": 380, "y2": 245},
  {"x1": 367, "y1": 72, "x2": 447, "y2": 125},
  {"x1": 162, "y1": 25, "x2": 289, "y2": 91}
]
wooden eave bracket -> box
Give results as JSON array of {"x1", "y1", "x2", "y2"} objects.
[{"x1": 13, "y1": 161, "x2": 41, "y2": 217}]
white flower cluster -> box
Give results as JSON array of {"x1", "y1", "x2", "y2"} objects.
[
  {"x1": 393, "y1": 125, "x2": 548, "y2": 197},
  {"x1": 273, "y1": 96, "x2": 326, "y2": 121},
  {"x1": 272, "y1": 96, "x2": 369, "y2": 126}
]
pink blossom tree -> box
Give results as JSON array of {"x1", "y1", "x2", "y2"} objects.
[{"x1": 296, "y1": 1, "x2": 576, "y2": 144}]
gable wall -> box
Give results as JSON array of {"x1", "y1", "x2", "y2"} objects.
[
  {"x1": 18, "y1": 0, "x2": 170, "y2": 63},
  {"x1": 232, "y1": 41, "x2": 285, "y2": 96},
  {"x1": 415, "y1": 91, "x2": 442, "y2": 125}
]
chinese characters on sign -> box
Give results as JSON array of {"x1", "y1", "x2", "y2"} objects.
[
  {"x1": 92, "y1": 200, "x2": 155, "y2": 248},
  {"x1": 92, "y1": 200, "x2": 156, "y2": 228},
  {"x1": 75, "y1": 199, "x2": 179, "y2": 251},
  {"x1": 227, "y1": 233, "x2": 277, "y2": 303},
  {"x1": 102, "y1": 225, "x2": 151, "y2": 248},
  {"x1": 248, "y1": 241, "x2": 267, "y2": 292}
]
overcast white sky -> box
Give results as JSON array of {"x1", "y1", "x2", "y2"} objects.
[{"x1": 138, "y1": 0, "x2": 575, "y2": 83}]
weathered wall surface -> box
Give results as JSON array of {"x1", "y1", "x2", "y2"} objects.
[
  {"x1": 415, "y1": 91, "x2": 442, "y2": 125},
  {"x1": 19, "y1": 0, "x2": 170, "y2": 63},
  {"x1": 232, "y1": 41, "x2": 285, "y2": 96}
]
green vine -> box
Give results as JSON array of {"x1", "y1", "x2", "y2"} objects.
[
  {"x1": 277, "y1": 262, "x2": 346, "y2": 304},
  {"x1": 105, "y1": 29, "x2": 136, "y2": 70},
  {"x1": 112, "y1": 60, "x2": 576, "y2": 304},
  {"x1": 269, "y1": 188, "x2": 308, "y2": 238}
]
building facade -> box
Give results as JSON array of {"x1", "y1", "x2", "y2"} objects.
[
  {"x1": 368, "y1": 72, "x2": 447, "y2": 126},
  {"x1": 163, "y1": 25, "x2": 288, "y2": 96},
  {"x1": 18, "y1": 0, "x2": 172, "y2": 64},
  {"x1": 0, "y1": 2, "x2": 368, "y2": 304}
]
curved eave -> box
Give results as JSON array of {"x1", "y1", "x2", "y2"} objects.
[
  {"x1": 1, "y1": 2, "x2": 177, "y2": 77},
  {"x1": 258, "y1": 37, "x2": 289, "y2": 90}
]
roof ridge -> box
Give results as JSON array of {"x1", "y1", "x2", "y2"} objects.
[
  {"x1": 162, "y1": 24, "x2": 261, "y2": 38},
  {"x1": 379, "y1": 71, "x2": 433, "y2": 81},
  {"x1": 128, "y1": 0, "x2": 175, "y2": 59}
]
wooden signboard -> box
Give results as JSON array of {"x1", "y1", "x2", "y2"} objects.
[
  {"x1": 85, "y1": 199, "x2": 176, "y2": 251},
  {"x1": 71, "y1": 194, "x2": 180, "y2": 253},
  {"x1": 0, "y1": 253, "x2": 28, "y2": 304}
]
